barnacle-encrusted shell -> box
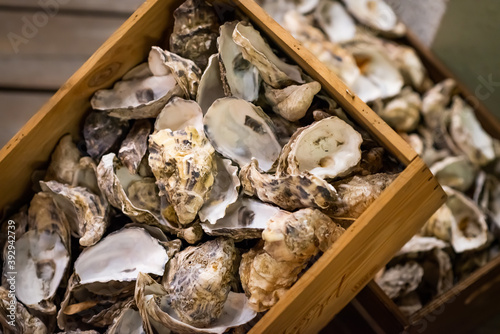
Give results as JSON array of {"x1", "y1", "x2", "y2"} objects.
[
  {"x1": 149, "y1": 46, "x2": 202, "y2": 100},
  {"x1": 75, "y1": 227, "x2": 177, "y2": 285},
  {"x1": 263, "y1": 208, "x2": 345, "y2": 262},
  {"x1": 154, "y1": 97, "x2": 204, "y2": 134},
  {"x1": 83, "y1": 111, "x2": 129, "y2": 160},
  {"x1": 445, "y1": 186, "x2": 489, "y2": 253},
  {"x1": 218, "y1": 21, "x2": 260, "y2": 102},
  {"x1": 376, "y1": 262, "x2": 424, "y2": 299},
  {"x1": 240, "y1": 159, "x2": 339, "y2": 211},
  {"x1": 135, "y1": 273, "x2": 255, "y2": 334},
  {"x1": 148, "y1": 126, "x2": 216, "y2": 225},
  {"x1": 430, "y1": 156, "x2": 477, "y2": 192},
  {"x1": 40, "y1": 180, "x2": 109, "y2": 246},
  {"x1": 0, "y1": 287, "x2": 48, "y2": 334},
  {"x1": 334, "y1": 173, "x2": 398, "y2": 218},
  {"x1": 376, "y1": 87, "x2": 422, "y2": 133},
  {"x1": 264, "y1": 81, "x2": 321, "y2": 121},
  {"x1": 278, "y1": 116, "x2": 363, "y2": 179},
  {"x1": 118, "y1": 119, "x2": 152, "y2": 174},
  {"x1": 449, "y1": 97, "x2": 497, "y2": 166},
  {"x1": 197, "y1": 54, "x2": 226, "y2": 114},
  {"x1": 45, "y1": 134, "x2": 82, "y2": 184},
  {"x1": 342, "y1": 0, "x2": 406, "y2": 36},
  {"x1": 232, "y1": 22, "x2": 304, "y2": 88},
  {"x1": 201, "y1": 197, "x2": 281, "y2": 240},
  {"x1": 170, "y1": 0, "x2": 220, "y2": 69},
  {"x1": 203, "y1": 97, "x2": 281, "y2": 171},
  {"x1": 91, "y1": 70, "x2": 182, "y2": 120},
  {"x1": 199, "y1": 156, "x2": 240, "y2": 225},
  {"x1": 315, "y1": 0, "x2": 356, "y2": 43},
  {"x1": 164, "y1": 238, "x2": 238, "y2": 327}
]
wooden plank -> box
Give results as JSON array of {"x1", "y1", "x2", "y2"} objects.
[
  {"x1": 0, "y1": 91, "x2": 53, "y2": 148},
  {"x1": 232, "y1": 0, "x2": 417, "y2": 166},
  {"x1": 248, "y1": 158, "x2": 445, "y2": 333},
  {"x1": 0, "y1": 0, "x2": 180, "y2": 214},
  {"x1": 0, "y1": 0, "x2": 144, "y2": 14}
]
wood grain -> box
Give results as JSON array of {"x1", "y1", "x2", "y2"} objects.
[{"x1": 0, "y1": 0, "x2": 144, "y2": 14}]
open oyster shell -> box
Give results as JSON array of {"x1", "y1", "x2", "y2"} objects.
[
  {"x1": 105, "y1": 304, "x2": 144, "y2": 334},
  {"x1": 376, "y1": 262, "x2": 424, "y2": 300},
  {"x1": 0, "y1": 286, "x2": 48, "y2": 334},
  {"x1": 197, "y1": 54, "x2": 226, "y2": 114},
  {"x1": 240, "y1": 159, "x2": 339, "y2": 212},
  {"x1": 40, "y1": 180, "x2": 109, "y2": 247},
  {"x1": 136, "y1": 273, "x2": 255, "y2": 334},
  {"x1": 278, "y1": 116, "x2": 363, "y2": 179},
  {"x1": 264, "y1": 81, "x2": 321, "y2": 122},
  {"x1": 149, "y1": 46, "x2": 202, "y2": 100},
  {"x1": 118, "y1": 119, "x2": 152, "y2": 174},
  {"x1": 45, "y1": 134, "x2": 82, "y2": 185},
  {"x1": 170, "y1": 0, "x2": 220, "y2": 69},
  {"x1": 421, "y1": 79, "x2": 456, "y2": 130},
  {"x1": 342, "y1": 0, "x2": 406, "y2": 36},
  {"x1": 201, "y1": 197, "x2": 281, "y2": 240},
  {"x1": 232, "y1": 22, "x2": 304, "y2": 88},
  {"x1": 91, "y1": 68, "x2": 182, "y2": 120},
  {"x1": 315, "y1": 0, "x2": 357, "y2": 43},
  {"x1": 83, "y1": 111, "x2": 130, "y2": 160},
  {"x1": 218, "y1": 21, "x2": 260, "y2": 102},
  {"x1": 420, "y1": 204, "x2": 453, "y2": 242},
  {"x1": 203, "y1": 97, "x2": 281, "y2": 171},
  {"x1": 199, "y1": 156, "x2": 240, "y2": 225},
  {"x1": 375, "y1": 87, "x2": 421, "y2": 133},
  {"x1": 149, "y1": 126, "x2": 216, "y2": 225},
  {"x1": 430, "y1": 156, "x2": 477, "y2": 192},
  {"x1": 164, "y1": 238, "x2": 238, "y2": 327},
  {"x1": 154, "y1": 97, "x2": 204, "y2": 134}
]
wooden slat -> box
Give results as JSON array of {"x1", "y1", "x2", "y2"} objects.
[
  {"x1": 0, "y1": 0, "x2": 144, "y2": 14},
  {"x1": 0, "y1": 11, "x2": 128, "y2": 90},
  {"x1": 232, "y1": 0, "x2": 417, "y2": 166},
  {"x1": 0, "y1": 0, "x2": 181, "y2": 214},
  {"x1": 248, "y1": 158, "x2": 445, "y2": 334},
  {"x1": 0, "y1": 91, "x2": 53, "y2": 148}
]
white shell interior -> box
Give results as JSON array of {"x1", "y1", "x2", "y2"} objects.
[
  {"x1": 197, "y1": 54, "x2": 226, "y2": 114},
  {"x1": 155, "y1": 97, "x2": 204, "y2": 134},
  {"x1": 315, "y1": 0, "x2": 356, "y2": 43}
]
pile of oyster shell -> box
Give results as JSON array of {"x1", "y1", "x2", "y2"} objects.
[
  {"x1": 259, "y1": 0, "x2": 500, "y2": 316},
  {"x1": 0, "y1": 0, "x2": 401, "y2": 333}
]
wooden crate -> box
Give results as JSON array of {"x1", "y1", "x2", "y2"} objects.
[
  {"x1": 0, "y1": 0, "x2": 446, "y2": 333},
  {"x1": 345, "y1": 29, "x2": 500, "y2": 334}
]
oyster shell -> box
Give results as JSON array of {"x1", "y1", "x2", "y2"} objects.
[
  {"x1": 106, "y1": 305, "x2": 145, "y2": 334},
  {"x1": 278, "y1": 116, "x2": 363, "y2": 179},
  {"x1": 342, "y1": 0, "x2": 406, "y2": 36},
  {"x1": 334, "y1": 173, "x2": 398, "y2": 218},
  {"x1": 315, "y1": 0, "x2": 356, "y2": 43},
  {"x1": 83, "y1": 111, "x2": 129, "y2": 160},
  {"x1": 376, "y1": 87, "x2": 421, "y2": 133},
  {"x1": 201, "y1": 198, "x2": 281, "y2": 240},
  {"x1": 118, "y1": 119, "x2": 152, "y2": 174},
  {"x1": 264, "y1": 81, "x2": 321, "y2": 121},
  {"x1": 135, "y1": 273, "x2": 255, "y2": 334},
  {"x1": 75, "y1": 227, "x2": 178, "y2": 285},
  {"x1": 148, "y1": 126, "x2": 216, "y2": 225},
  {"x1": 164, "y1": 238, "x2": 238, "y2": 327},
  {"x1": 170, "y1": 0, "x2": 220, "y2": 69},
  {"x1": 40, "y1": 180, "x2": 109, "y2": 247},
  {"x1": 420, "y1": 204, "x2": 453, "y2": 242},
  {"x1": 122, "y1": 62, "x2": 153, "y2": 80},
  {"x1": 154, "y1": 97, "x2": 204, "y2": 134},
  {"x1": 376, "y1": 262, "x2": 424, "y2": 299},
  {"x1": 0, "y1": 286, "x2": 48, "y2": 334},
  {"x1": 197, "y1": 54, "x2": 226, "y2": 114},
  {"x1": 240, "y1": 159, "x2": 339, "y2": 212},
  {"x1": 232, "y1": 22, "x2": 304, "y2": 88},
  {"x1": 396, "y1": 235, "x2": 448, "y2": 256},
  {"x1": 445, "y1": 187, "x2": 489, "y2": 253},
  {"x1": 198, "y1": 156, "x2": 240, "y2": 225},
  {"x1": 149, "y1": 46, "x2": 202, "y2": 100},
  {"x1": 0, "y1": 205, "x2": 28, "y2": 259},
  {"x1": 218, "y1": 21, "x2": 260, "y2": 102},
  {"x1": 430, "y1": 156, "x2": 477, "y2": 192},
  {"x1": 45, "y1": 134, "x2": 82, "y2": 184},
  {"x1": 421, "y1": 79, "x2": 456, "y2": 130},
  {"x1": 449, "y1": 97, "x2": 497, "y2": 166},
  {"x1": 91, "y1": 69, "x2": 182, "y2": 120},
  {"x1": 203, "y1": 97, "x2": 281, "y2": 171}
]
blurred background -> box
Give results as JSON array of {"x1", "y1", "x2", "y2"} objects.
[{"x1": 0, "y1": 0, "x2": 499, "y2": 148}]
